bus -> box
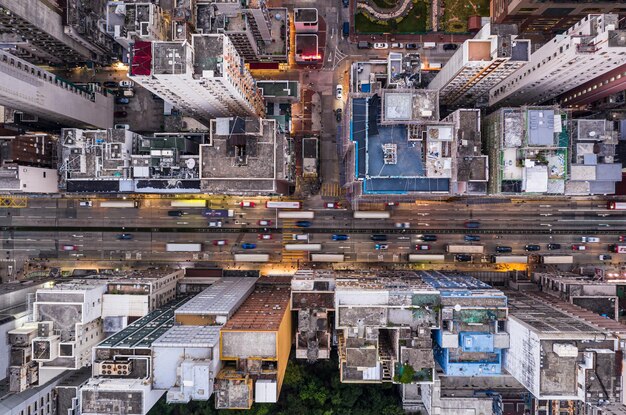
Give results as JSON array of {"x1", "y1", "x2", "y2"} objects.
[
  {"x1": 266, "y1": 201, "x2": 302, "y2": 209},
  {"x1": 101, "y1": 200, "x2": 139, "y2": 208},
  {"x1": 234, "y1": 254, "x2": 270, "y2": 262},
  {"x1": 284, "y1": 244, "x2": 322, "y2": 251},
  {"x1": 609, "y1": 245, "x2": 626, "y2": 254},
  {"x1": 607, "y1": 202, "x2": 626, "y2": 210},
  {"x1": 166, "y1": 243, "x2": 202, "y2": 252},
  {"x1": 171, "y1": 200, "x2": 207, "y2": 207},
  {"x1": 408, "y1": 254, "x2": 445, "y2": 262},
  {"x1": 353, "y1": 211, "x2": 391, "y2": 219},
  {"x1": 491, "y1": 255, "x2": 528, "y2": 264},
  {"x1": 311, "y1": 254, "x2": 345, "y2": 262},
  {"x1": 541, "y1": 255, "x2": 574, "y2": 264},
  {"x1": 446, "y1": 244, "x2": 484, "y2": 254},
  {"x1": 278, "y1": 211, "x2": 315, "y2": 219}
]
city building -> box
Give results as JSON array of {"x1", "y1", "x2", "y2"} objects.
[
  {"x1": 62, "y1": 0, "x2": 115, "y2": 64},
  {"x1": 0, "y1": 165, "x2": 58, "y2": 193},
  {"x1": 257, "y1": 80, "x2": 300, "y2": 103},
  {"x1": 429, "y1": 24, "x2": 530, "y2": 112},
  {"x1": 295, "y1": 34, "x2": 320, "y2": 64},
  {"x1": 0, "y1": 133, "x2": 56, "y2": 168},
  {"x1": 302, "y1": 137, "x2": 319, "y2": 178},
  {"x1": 129, "y1": 34, "x2": 265, "y2": 123},
  {"x1": 489, "y1": 14, "x2": 626, "y2": 108},
  {"x1": 105, "y1": 2, "x2": 170, "y2": 51},
  {"x1": 0, "y1": 49, "x2": 114, "y2": 129},
  {"x1": 215, "y1": 277, "x2": 292, "y2": 409},
  {"x1": 490, "y1": 0, "x2": 624, "y2": 37},
  {"x1": 559, "y1": 63, "x2": 626, "y2": 113},
  {"x1": 294, "y1": 8, "x2": 318, "y2": 33},
  {"x1": 200, "y1": 117, "x2": 295, "y2": 195}
]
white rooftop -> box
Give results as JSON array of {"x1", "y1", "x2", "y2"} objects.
[
  {"x1": 153, "y1": 325, "x2": 220, "y2": 348},
  {"x1": 174, "y1": 277, "x2": 257, "y2": 317}
]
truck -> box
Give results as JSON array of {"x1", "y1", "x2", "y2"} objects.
[
  {"x1": 202, "y1": 209, "x2": 234, "y2": 218},
  {"x1": 491, "y1": 255, "x2": 528, "y2": 264},
  {"x1": 166, "y1": 243, "x2": 202, "y2": 252},
  {"x1": 311, "y1": 254, "x2": 345, "y2": 262},
  {"x1": 234, "y1": 254, "x2": 270, "y2": 262},
  {"x1": 607, "y1": 202, "x2": 626, "y2": 210},
  {"x1": 278, "y1": 211, "x2": 315, "y2": 219},
  {"x1": 100, "y1": 200, "x2": 139, "y2": 208},
  {"x1": 284, "y1": 244, "x2": 322, "y2": 251},
  {"x1": 353, "y1": 211, "x2": 391, "y2": 219},
  {"x1": 342, "y1": 22, "x2": 349, "y2": 37},
  {"x1": 171, "y1": 200, "x2": 207, "y2": 207},
  {"x1": 541, "y1": 255, "x2": 574, "y2": 264},
  {"x1": 446, "y1": 244, "x2": 484, "y2": 254},
  {"x1": 266, "y1": 201, "x2": 302, "y2": 209},
  {"x1": 609, "y1": 245, "x2": 626, "y2": 254},
  {"x1": 408, "y1": 254, "x2": 445, "y2": 262}
]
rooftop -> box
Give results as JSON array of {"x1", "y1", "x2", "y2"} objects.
[
  {"x1": 335, "y1": 270, "x2": 436, "y2": 292},
  {"x1": 382, "y1": 90, "x2": 439, "y2": 123},
  {"x1": 294, "y1": 8, "x2": 317, "y2": 23},
  {"x1": 152, "y1": 325, "x2": 221, "y2": 348},
  {"x1": 152, "y1": 42, "x2": 188, "y2": 75},
  {"x1": 192, "y1": 35, "x2": 224, "y2": 76},
  {"x1": 295, "y1": 34, "x2": 318, "y2": 59},
  {"x1": 174, "y1": 277, "x2": 257, "y2": 317}
]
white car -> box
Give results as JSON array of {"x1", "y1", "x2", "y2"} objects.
[
  {"x1": 391, "y1": 43, "x2": 404, "y2": 48},
  {"x1": 395, "y1": 222, "x2": 410, "y2": 229},
  {"x1": 208, "y1": 221, "x2": 222, "y2": 227},
  {"x1": 336, "y1": 84, "x2": 343, "y2": 100},
  {"x1": 119, "y1": 80, "x2": 134, "y2": 88},
  {"x1": 581, "y1": 236, "x2": 600, "y2": 243},
  {"x1": 114, "y1": 124, "x2": 130, "y2": 130},
  {"x1": 79, "y1": 201, "x2": 92, "y2": 207},
  {"x1": 373, "y1": 43, "x2": 389, "y2": 49}
]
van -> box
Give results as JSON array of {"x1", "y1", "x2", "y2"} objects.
[
  {"x1": 581, "y1": 236, "x2": 600, "y2": 243},
  {"x1": 357, "y1": 41, "x2": 370, "y2": 49},
  {"x1": 293, "y1": 234, "x2": 309, "y2": 241},
  {"x1": 342, "y1": 22, "x2": 349, "y2": 38},
  {"x1": 525, "y1": 244, "x2": 541, "y2": 251},
  {"x1": 464, "y1": 221, "x2": 480, "y2": 229},
  {"x1": 423, "y1": 42, "x2": 436, "y2": 49},
  {"x1": 371, "y1": 234, "x2": 387, "y2": 241},
  {"x1": 79, "y1": 200, "x2": 92, "y2": 207},
  {"x1": 495, "y1": 246, "x2": 512, "y2": 253}
]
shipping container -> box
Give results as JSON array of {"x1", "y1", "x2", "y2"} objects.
[
  {"x1": 353, "y1": 211, "x2": 391, "y2": 219},
  {"x1": 100, "y1": 200, "x2": 139, "y2": 208},
  {"x1": 202, "y1": 209, "x2": 234, "y2": 218},
  {"x1": 607, "y1": 202, "x2": 626, "y2": 210},
  {"x1": 234, "y1": 254, "x2": 270, "y2": 262},
  {"x1": 171, "y1": 200, "x2": 207, "y2": 207},
  {"x1": 609, "y1": 245, "x2": 626, "y2": 254},
  {"x1": 408, "y1": 254, "x2": 445, "y2": 262},
  {"x1": 541, "y1": 255, "x2": 574, "y2": 264},
  {"x1": 266, "y1": 201, "x2": 302, "y2": 209},
  {"x1": 166, "y1": 243, "x2": 202, "y2": 252},
  {"x1": 446, "y1": 244, "x2": 484, "y2": 254},
  {"x1": 284, "y1": 244, "x2": 322, "y2": 251},
  {"x1": 491, "y1": 255, "x2": 528, "y2": 264},
  {"x1": 311, "y1": 254, "x2": 345, "y2": 262},
  {"x1": 278, "y1": 211, "x2": 315, "y2": 219}
]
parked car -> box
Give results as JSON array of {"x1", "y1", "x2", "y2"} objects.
[
  {"x1": 336, "y1": 84, "x2": 343, "y2": 100},
  {"x1": 213, "y1": 240, "x2": 227, "y2": 246},
  {"x1": 62, "y1": 245, "x2": 77, "y2": 251},
  {"x1": 117, "y1": 233, "x2": 133, "y2": 240},
  {"x1": 455, "y1": 254, "x2": 472, "y2": 262},
  {"x1": 114, "y1": 124, "x2": 130, "y2": 130},
  {"x1": 332, "y1": 234, "x2": 349, "y2": 241},
  {"x1": 547, "y1": 243, "x2": 561, "y2": 250},
  {"x1": 241, "y1": 243, "x2": 256, "y2": 249},
  {"x1": 443, "y1": 43, "x2": 458, "y2": 51},
  {"x1": 371, "y1": 234, "x2": 388, "y2": 241},
  {"x1": 395, "y1": 222, "x2": 410, "y2": 229},
  {"x1": 415, "y1": 244, "x2": 430, "y2": 251},
  {"x1": 240, "y1": 201, "x2": 255, "y2": 207},
  {"x1": 386, "y1": 202, "x2": 397, "y2": 206},
  {"x1": 464, "y1": 235, "x2": 480, "y2": 242},
  {"x1": 572, "y1": 244, "x2": 586, "y2": 251},
  {"x1": 115, "y1": 97, "x2": 130, "y2": 105},
  {"x1": 325, "y1": 202, "x2": 341, "y2": 209},
  {"x1": 119, "y1": 80, "x2": 134, "y2": 88},
  {"x1": 416, "y1": 234, "x2": 437, "y2": 242},
  {"x1": 581, "y1": 236, "x2": 600, "y2": 243},
  {"x1": 208, "y1": 221, "x2": 222, "y2": 227},
  {"x1": 335, "y1": 108, "x2": 342, "y2": 122},
  {"x1": 258, "y1": 234, "x2": 272, "y2": 240},
  {"x1": 391, "y1": 43, "x2": 404, "y2": 48},
  {"x1": 599, "y1": 254, "x2": 612, "y2": 261},
  {"x1": 258, "y1": 220, "x2": 272, "y2": 226},
  {"x1": 342, "y1": 0, "x2": 349, "y2": 7},
  {"x1": 79, "y1": 200, "x2": 92, "y2": 207},
  {"x1": 405, "y1": 43, "x2": 419, "y2": 49},
  {"x1": 495, "y1": 246, "x2": 512, "y2": 253},
  {"x1": 103, "y1": 81, "x2": 118, "y2": 88},
  {"x1": 464, "y1": 221, "x2": 480, "y2": 229},
  {"x1": 167, "y1": 210, "x2": 184, "y2": 217},
  {"x1": 375, "y1": 244, "x2": 388, "y2": 250},
  {"x1": 525, "y1": 244, "x2": 541, "y2": 251},
  {"x1": 114, "y1": 111, "x2": 128, "y2": 118},
  {"x1": 296, "y1": 221, "x2": 312, "y2": 228},
  {"x1": 293, "y1": 234, "x2": 309, "y2": 241},
  {"x1": 619, "y1": 235, "x2": 626, "y2": 242},
  {"x1": 373, "y1": 43, "x2": 389, "y2": 49}
]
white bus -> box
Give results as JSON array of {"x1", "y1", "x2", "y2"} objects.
[
  {"x1": 311, "y1": 254, "x2": 345, "y2": 262},
  {"x1": 171, "y1": 200, "x2": 207, "y2": 207},
  {"x1": 100, "y1": 200, "x2": 139, "y2": 208},
  {"x1": 408, "y1": 254, "x2": 445, "y2": 262},
  {"x1": 266, "y1": 201, "x2": 302, "y2": 209},
  {"x1": 284, "y1": 244, "x2": 322, "y2": 251},
  {"x1": 278, "y1": 211, "x2": 315, "y2": 219},
  {"x1": 353, "y1": 211, "x2": 391, "y2": 219},
  {"x1": 234, "y1": 254, "x2": 270, "y2": 262},
  {"x1": 166, "y1": 243, "x2": 202, "y2": 252},
  {"x1": 541, "y1": 255, "x2": 574, "y2": 264},
  {"x1": 446, "y1": 244, "x2": 484, "y2": 254},
  {"x1": 491, "y1": 255, "x2": 528, "y2": 264}
]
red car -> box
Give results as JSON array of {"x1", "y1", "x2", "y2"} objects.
[
  {"x1": 62, "y1": 245, "x2": 77, "y2": 251},
  {"x1": 258, "y1": 220, "x2": 272, "y2": 226},
  {"x1": 571, "y1": 244, "x2": 586, "y2": 251},
  {"x1": 258, "y1": 234, "x2": 272, "y2": 240},
  {"x1": 325, "y1": 202, "x2": 340, "y2": 209},
  {"x1": 240, "y1": 201, "x2": 255, "y2": 207},
  {"x1": 619, "y1": 236, "x2": 626, "y2": 242},
  {"x1": 415, "y1": 244, "x2": 431, "y2": 250},
  {"x1": 213, "y1": 240, "x2": 228, "y2": 246}
]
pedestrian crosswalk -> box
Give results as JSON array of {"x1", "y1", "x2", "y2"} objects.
[
  {"x1": 281, "y1": 221, "x2": 308, "y2": 262},
  {"x1": 320, "y1": 182, "x2": 345, "y2": 197}
]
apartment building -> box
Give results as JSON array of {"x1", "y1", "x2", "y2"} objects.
[
  {"x1": 105, "y1": 2, "x2": 170, "y2": 51},
  {"x1": 489, "y1": 14, "x2": 626, "y2": 108},
  {"x1": 130, "y1": 34, "x2": 265, "y2": 124}
]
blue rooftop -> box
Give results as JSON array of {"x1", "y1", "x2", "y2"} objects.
[{"x1": 418, "y1": 272, "x2": 492, "y2": 290}]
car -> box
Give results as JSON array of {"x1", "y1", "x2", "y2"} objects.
[
  {"x1": 599, "y1": 254, "x2": 612, "y2": 261},
  {"x1": 415, "y1": 244, "x2": 430, "y2": 250},
  {"x1": 455, "y1": 254, "x2": 472, "y2": 262},
  {"x1": 213, "y1": 240, "x2": 227, "y2": 246},
  {"x1": 373, "y1": 42, "x2": 389, "y2": 49},
  {"x1": 405, "y1": 43, "x2": 419, "y2": 49},
  {"x1": 119, "y1": 80, "x2": 134, "y2": 88},
  {"x1": 395, "y1": 222, "x2": 410, "y2": 228},
  {"x1": 114, "y1": 124, "x2": 130, "y2": 130},
  {"x1": 336, "y1": 84, "x2": 343, "y2": 100},
  {"x1": 620, "y1": 236, "x2": 626, "y2": 242},
  {"x1": 464, "y1": 235, "x2": 480, "y2": 242},
  {"x1": 168, "y1": 210, "x2": 184, "y2": 217},
  {"x1": 332, "y1": 234, "x2": 349, "y2": 241},
  {"x1": 241, "y1": 243, "x2": 256, "y2": 249},
  {"x1": 386, "y1": 202, "x2": 397, "y2": 206},
  {"x1": 296, "y1": 221, "x2": 312, "y2": 228},
  {"x1": 258, "y1": 220, "x2": 272, "y2": 226},
  {"x1": 371, "y1": 234, "x2": 388, "y2": 241},
  {"x1": 258, "y1": 234, "x2": 272, "y2": 240},
  {"x1": 391, "y1": 42, "x2": 404, "y2": 48},
  {"x1": 572, "y1": 244, "x2": 586, "y2": 251},
  {"x1": 325, "y1": 202, "x2": 340, "y2": 209},
  {"x1": 79, "y1": 201, "x2": 92, "y2": 207},
  {"x1": 103, "y1": 81, "x2": 118, "y2": 88},
  {"x1": 525, "y1": 244, "x2": 541, "y2": 251},
  {"x1": 335, "y1": 108, "x2": 342, "y2": 122},
  {"x1": 115, "y1": 97, "x2": 130, "y2": 105},
  {"x1": 443, "y1": 43, "x2": 458, "y2": 51},
  {"x1": 240, "y1": 201, "x2": 255, "y2": 207},
  {"x1": 581, "y1": 236, "x2": 600, "y2": 243},
  {"x1": 464, "y1": 221, "x2": 480, "y2": 229},
  {"x1": 62, "y1": 245, "x2": 77, "y2": 251},
  {"x1": 208, "y1": 221, "x2": 222, "y2": 227},
  {"x1": 496, "y1": 246, "x2": 512, "y2": 253},
  {"x1": 117, "y1": 233, "x2": 133, "y2": 240},
  {"x1": 293, "y1": 234, "x2": 309, "y2": 241},
  {"x1": 342, "y1": 0, "x2": 349, "y2": 7},
  {"x1": 547, "y1": 243, "x2": 561, "y2": 250},
  {"x1": 417, "y1": 234, "x2": 437, "y2": 242},
  {"x1": 114, "y1": 111, "x2": 128, "y2": 118},
  {"x1": 375, "y1": 244, "x2": 388, "y2": 250}
]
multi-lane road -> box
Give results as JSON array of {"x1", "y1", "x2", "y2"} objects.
[{"x1": 1, "y1": 196, "x2": 625, "y2": 280}]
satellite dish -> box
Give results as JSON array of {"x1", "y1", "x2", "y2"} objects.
[
  {"x1": 454, "y1": 304, "x2": 461, "y2": 312},
  {"x1": 186, "y1": 158, "x2": 196, "y2": 169}
]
